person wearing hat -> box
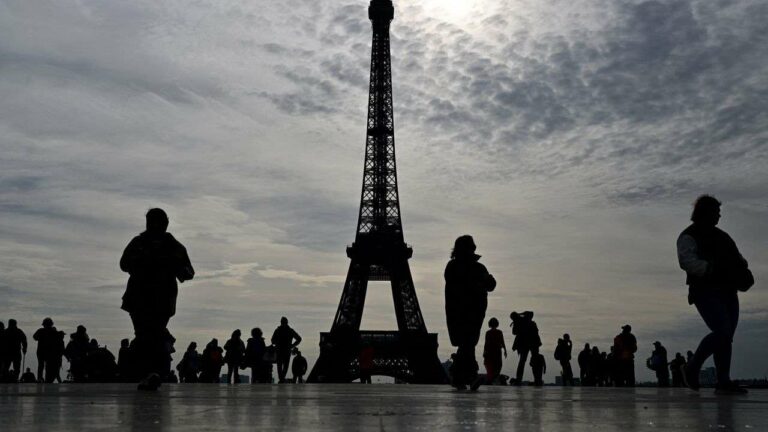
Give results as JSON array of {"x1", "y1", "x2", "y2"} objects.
[
  {"x1": 613, "y1": 324, "x2": 637, "y2": 386},
  {"x1": 120, "y1": 208, "x2": 195, "y2": 390},
  {"x1": 32, "y1": 317, "x2": 60, "y2": 383},
  {"x1": 677, "y1": 195, "x2": 752, "y2": 394}
]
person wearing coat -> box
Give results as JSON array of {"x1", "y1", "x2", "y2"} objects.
[
  {"x1": 445, "y1": 235, "x2": 496, "y2": 391},
  {"x1": 120, "y1": 208, "x2": 194, "y2": 390}
]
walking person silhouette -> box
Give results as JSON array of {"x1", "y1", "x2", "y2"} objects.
[
  {"x1": 677, "y1": 195, "x2": 753, "y2": 394},
  {"x1": 271, "y1": 317, "x2": 301, "y2": 383},
  {"x1": 120, "y1": 208, "x2": 194, "y2": 390},
  {"x1": 444, "y1": 235, "x2": 497, "y2": 391}
]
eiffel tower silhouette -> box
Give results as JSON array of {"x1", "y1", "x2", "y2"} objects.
[{"x1": 307, "y1": 0, "x2": 447, "y2": 384}]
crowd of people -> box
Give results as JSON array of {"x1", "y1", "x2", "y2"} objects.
[{"x1": 0, "y1": 317, "x2": 306, "y2": 385}]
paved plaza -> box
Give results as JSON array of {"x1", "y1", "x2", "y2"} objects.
[{"x1": 0, "y1": 384, "x2": 765, "y2": 431}]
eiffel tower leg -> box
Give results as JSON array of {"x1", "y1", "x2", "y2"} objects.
[
  {"x1": 389, "y1": 261, "x2": 448, "y2": 384},
  {"x1": 307, "y1": 260, "x2": 369, "y2": 383}
]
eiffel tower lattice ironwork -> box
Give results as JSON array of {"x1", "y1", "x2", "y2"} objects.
[{"x1": 307, "y1": 0, "x2": 447, "y2": 384}]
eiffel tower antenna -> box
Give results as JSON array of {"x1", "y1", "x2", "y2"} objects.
[{"x1": 307, "y1": 0, "x2": 447, "y2": 384}]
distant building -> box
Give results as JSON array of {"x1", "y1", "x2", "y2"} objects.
[{"x1": 699, "y1": 367, "x2": 717, "y2": 387}]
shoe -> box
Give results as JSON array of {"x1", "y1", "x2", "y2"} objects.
[
  {"x1": 470, "y1": 377, "x2": 483, "y2": 391},
  {"x1": 453, "y1": 383, "x2": 467, "y2": 391},
  {"x1": 681, "y1": 365, "x2": 700, "y2": 391},
  {"x1": 715, "y1": 382, "x2": 748, "y2": 395},
  {"x1": 137, "y1": 373, "x2": 162, "y2": 391}
]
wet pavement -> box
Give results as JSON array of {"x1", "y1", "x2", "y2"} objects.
[{"x1": 0, "y1": 384, "x2": 765, "y2": 431}]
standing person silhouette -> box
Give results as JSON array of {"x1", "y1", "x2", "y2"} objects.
[
  {"x1": 613, "y1": 325, "x2": 637, "y2": 387},
  {"x1": 224, "y1": 330, "x2": 245, "y2": 384},
  {"x1": 555, "y1": 334, "x2": 574, "y2": 386},
  {"x1": 120, "y1": 208, "x2": 194, "y2": 390},
  {"x1": 33, "y1": 318, "x2": 59, "y2": 382},
  {"x1": 510, "y1": 311, "x2": 540, "y2": 385},
  {"x1": 271, "y1": 317, "x2": 301, "y2": 383},
  {"x1": 245, "y1": 328, "x2": 266, "y2": 383},
  {"x1": 677, "y1": 195, "x2": 752, "y2": 394},
  {"x1": 3, "y1": 319, "x2": 27, "y2": 382},
  {"x1": 482, "y1": 318, "x2": 506, "y2": 385},
  {"x1": 444, "y1": 235, "x2": 497, "y2": 391}
]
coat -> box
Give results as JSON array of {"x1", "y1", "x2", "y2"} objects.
[
  {"x1": 444, "y1": 254, "x2": 496, "y2": 348},
  {"x1": 120, "y1": 231, "x2": 194, "y2": 317}
]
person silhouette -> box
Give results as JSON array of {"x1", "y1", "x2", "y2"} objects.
[
  {"x1": 271, "y1": 317, "x2": 301, "y2": 383},
  {"x1": 677, "y1": 195, "x2": 752, "y2": 394},
  {"x1": 530, "y1": 352, "x2": 546, "y2": 386},
  {"x1": 646, "y1": 341, "x2": 670, "y2": 387},
  {"x1": 292, "y1": 348, "x2": 308, "y2": 383},
  {"x1": 669, "y1": 352, "x2": 686, "y2": 387},
  {"x1": 510, "y1": 311, "x2": 541, "y2": 385},
  {"x1": 224, "y1": 329, "x2": 245, "y2": 384},
  {"x1": 177, "y1": 342, "x2": 200, "y2": 383},
  {"x1": 3, "y1": 319, "x2": 27, "y2": 382},
  {"x1": 200, "y1": 338, "x2": 224, "y2": 383},
  {"x1": 120, "y1": 208, "x2": 194, "y2": 390},
  {"x1": 64, "y1": 325, "x2": 90, "y2": 382},
  {"x1": 33, "y1": 318, "x2": 59, "y2": 383},
  {"x1": 482, "y1": 318, "x2": 507, "y2": 385},
  {"x1": 613, "y1": 324, "x2": 637, "y2": 387},
  {"x1": 554, "y1": 334, "x2": 574, "y2": 386},
  {"x1": 245, "y1": 328, "x2": 266, "y2": 383},
  {"x1": 358, "y1": 343, "x2": 374, "y2": 384},
  {"x1": 444, "y1": 235, "x2": 497, "y2": 391},
  {"x1": 577, "y1": 343, "x2": 591, "y2": 385},
  {"x1": 20, "y1": 367, "x2": 36, "y2": 383}
]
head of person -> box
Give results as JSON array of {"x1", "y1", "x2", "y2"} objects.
[
  {"x1": 687, "y1": 350, "x2": 693, "y2": 357},
  {"x1": 145, "y1": 208, "x2": 169, "y2": 234},
  {"x1": 592, "y1": 346, "x2": 599, "y2": 354},
  {"x1": 187, "y1": 342, "x2": 197, "y2": 351},
  {"x1": 488, "y1": 317, "x2": 499, "y2": 329},
  {"x1": 622, "y1": 324, "x2": 631, "y2": 334},
  {"x1": 42, "y1": 317, "x2": 54, "y2": 328},
  {"x1": 232, "y1": 329, "x2": 241, "y2": 338},
  {"x1": 676, "y1": 352, "x2": 683, "y2": 359},
  {"x1": 121, "y1": 338, "x2": 130, "y2": 348},
  {"x1": 451, "y1": 235, "x2": 476, "y2": 259},
  {"x1": 691, "y1": 195, "x2": 721, "y2": 227},
  {"x1": 89, "y1": 339, "x2": 99, "y2": 349},
  {"x1": 653, "y1": 341, "x2": 661, "y2": 349},
  {"x1": 252, "y1": 328, "x2": 262, "y2": 338},
  {"x1": 280, "y1": 317, "x2": 288, "y2": 326},
  {"x1": 563, "y1": 333, "x2": 570, "y2": 341},
  {"x1": 210, "y1": 338, "x2": 218, "y2": 347},
  {"x1": 76, "y1": 325, "x2": 86, "y2": 334},
  {"x1": 558, "y1": 338, "x2": 564, "y2": 345},
  {"x1": 584, "y1": 343, "x2": 590, "y2": 350},
  {"x1": 8, "y1": 319, "x2": 17, "y2": 329},
  {"x1": 510, "y1": 311, "x2": 519, "y2": 322}
]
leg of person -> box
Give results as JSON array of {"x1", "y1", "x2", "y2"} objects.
[
  {"x1": 37, "y1": 354, "x2": 45, "y2": 383},
  {"x1": 516, "y1": 349, "x2": 529, "y2": 384},
  {"x1": 227, "y1": 364, "x2": 234, "y2": 384},
  {"x1": 45, "y1": 359, "x2": 58, "y2": 384},
  {"x1": 10, "y1": 355, "x2": 21, "y2": 382},
  {"x1": 565, "y1": 361, "x2": 574, "y2": 385}
]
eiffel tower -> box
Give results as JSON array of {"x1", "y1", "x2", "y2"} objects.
[{"x1": 307, "y1": 0, "x2": 447, "y2": 384}]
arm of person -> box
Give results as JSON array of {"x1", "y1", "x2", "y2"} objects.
[
  {"x1": 119, "y1": 238, "x2": 141, "y2": 274},
  {"x1": 175, "y1": 243, "x2": 195, "y2": 283},
  {"x1": 292, "y1": 330, "x2": 302, "y2": 348},
  {"x1": 21, "y1": 331, "x2": 28, "y2": 353},
  {"x1": 676, "y1": 234, "x2": 709, "y2": 277}
]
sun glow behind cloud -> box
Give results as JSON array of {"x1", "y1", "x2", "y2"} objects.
[{"x1": 420, "y1": 0, "x2": 479, "y2": 23}]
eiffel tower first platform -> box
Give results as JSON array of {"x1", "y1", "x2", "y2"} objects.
[{"x1": 307, "y1": 0, "x2": 447, "y2": 384}]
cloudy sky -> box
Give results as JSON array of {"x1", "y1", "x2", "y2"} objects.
[{"x1": 1, "y1": 0, "x2": 766, "y2": 382}]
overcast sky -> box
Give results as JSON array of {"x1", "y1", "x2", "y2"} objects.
[{"x1": 1, "y1": 0, "x2": 766, "y2": 382}]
